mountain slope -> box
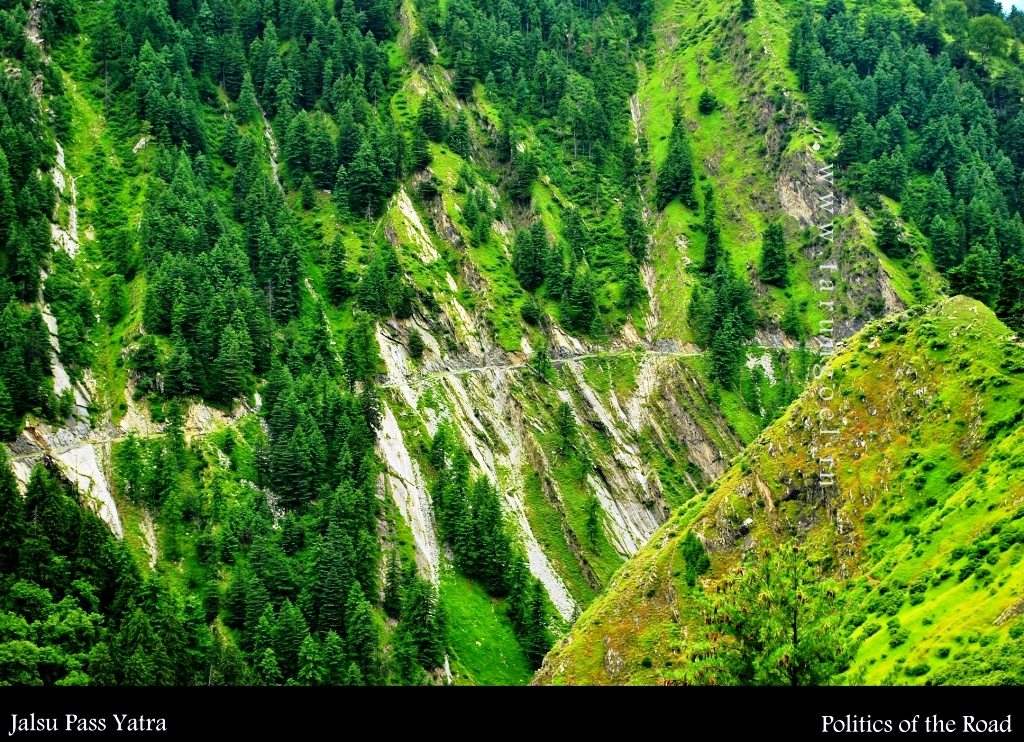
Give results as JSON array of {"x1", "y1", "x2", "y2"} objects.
[
  {"x1": 4, "y1": 0, "x2": 1024, "y2": 688},
  {"x1": 536, "y1": 295, "x2": 1024, "y2": 684}
]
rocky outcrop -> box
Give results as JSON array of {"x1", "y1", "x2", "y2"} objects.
[{"x1": 376, "y1": 402, "x2": 440, "y2": 581}]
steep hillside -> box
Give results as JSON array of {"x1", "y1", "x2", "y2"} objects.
[
  {"x1": 536, "y1": 296, "x2": 1024, "y2": 685},
  {"x1": 4, "y1": 0, "x2": 1024, "y2": 688},
  {"x1": 3, "y1": 0, "x2": 781, "y2": 686}
]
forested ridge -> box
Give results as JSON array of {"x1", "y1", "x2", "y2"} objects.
[{"x1": 2, "y1": 0, "x2": 1023, "y2": 687}]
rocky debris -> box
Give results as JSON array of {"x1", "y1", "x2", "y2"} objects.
[
  {"x1": 391, "y1": 187, "x2": 439, "y2": 263},
  {"x1": 262, "y1": 112, "x2": 282, "y2": 191},
  {"x1": 438, "y1": 370, "x2": 577, "y2": 620},
  {"x1": 745, "y1": 352, "x2": 777, "y2": 384},
  {"x1": 376, "y1": 402, "x2": 440, "y2": 581},
  {"x1": 602, "y1": 638, "x2": 625, "y2": 678}
]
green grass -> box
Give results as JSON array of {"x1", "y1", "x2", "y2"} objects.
[
  {"x1": 522, "y1": 470, "x2": 599, "y2": 604},
  {"x1": 539, "y1": 296, "x2": 1024, "y2": 685},
  {"x1": 440, "y1": 571, "x2": 533, "y2": 685}
]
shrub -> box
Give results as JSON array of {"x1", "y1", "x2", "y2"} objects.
[{"x1": 698, "y1": 89, "x2": 718, "y2": 114}]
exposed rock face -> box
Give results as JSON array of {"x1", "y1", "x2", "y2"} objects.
[
  {"x1": 777, "y1": 147, "x2": 906, "y2": 341},
  {"x1": 372, "y1": 288, "x2": 738, "y2": 619},
  {"x1": 376, "y1": 402, "x2": 441, "y2": 581},
  {"x1": 5, "y1": 108, "x2": 124, "y2": 538},
  {"x1": 9, "y1": 421, "x2": 123, "y2": 539}
]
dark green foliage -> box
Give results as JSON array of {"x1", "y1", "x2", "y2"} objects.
[
  {"x1": 400, "y1": 574, "x2": 445, "y2": 670},
  {"x1": 585, "y1": 496, "x2": 602, "y2": 548},
  {"x1": 698, "y1": 89, "x2": 718, "y2": 115},
  {"x1": 689, "y1": 258, "x2": 756, "y2": 389},
  {"x1": 701, "y1": 185, "x2": 722, "y2": 273},
  {"x1": 103, "y1": 276, "x2": 129, "y2": 326},
  {"x1": 357, "y1": 243, "x2": 414, "y2": 318},
  {"x1": 512, "y1": 226, "x2": 546, "y2": 291},
  {"x1": 683, "y1": 544, "x2": 850, "y2": 685},
  {"x1": 555, "y1": 401, "x2": 577, "y2": 454},
  {"x1": 325, "y1": 237, "x2": 353, "y2": 306},
  {"x1": 410, "y1": 29, "x2": 433, "y2": 65},
  {"x1": 408, "y1": 330, "x2": 424, "y2": 360},
  {"x1": 788, "y1": 0, "x2": 1024, "y2": 321},
  {"x1": 418, "y1": 96, "x2": 446, "y2": 141},
  {"x1": 876, "y1": 212, "x2": 907, "y2": 259},
  {"x1": 0, "y1": 450, "x2": 215, "y2": 687},
  {"x1": 300, "y1": 175, "x2": 316, "y2": 209},
  {"x1": 448, "y1": 112, "x2": 471, "y2": 158},
  {"x1": 622, "y1": 197, "x2": 647, "y2": 261},
  {"x1": 427, "y1": 431, "x2": 550, "y2": 667},
  {"x1": 759, "y1": 222, "x2": 788, "y2": 286},
  {"x1": 344, "y1": 584, "x2": 381, "y2": 685},
  {"x1": 508, "y1": 149, "x2": 537, "y2": 205},
  {"x1": 561, "y1": 267, "x2": 599, "y2": 335},
  {"x1": 679, "y1": 531, "x2": 710, "y2": 587},
  {"x1": 656, "y1": 109, "x2": 697, "y2": 210}
]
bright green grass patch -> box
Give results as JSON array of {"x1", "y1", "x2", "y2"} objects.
[
  {"x1": 522, "y1": 471, "x2": 597, "y2": 604},
  {"x1": 440, "y1": 571, "x2": 532, "y2": 686}
]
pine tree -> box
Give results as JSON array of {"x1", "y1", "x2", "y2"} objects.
[
  {"x1": 214, "y1": 324, "x2": 247, "y2": 404},
  {"x1": 392, "y1": 623, "x2": 423, "y2": 684},
  {"x1": 0, "y1": 379, "x2": 18, "y2": 440},
  {"x1": 238, "y1": 73, "x2": 260, "y2": 123},
  {"x1": 656, "y1": 109, "x2": 697, "y2": 210},
  {"x1": 512, "y1": 228, "x2": 545, "y2": 291},
  {"x1": 256, "y1": 648, "x2": 282, "y2": 685},
  {"x1": 876, "y1": 212, "x2": 906, "y2": 258},
  {"x1": 401, "y1": 577, "x2": 445, "y2": 669},
  {"x1": 325, "y1": 237, "x2": 353, "y2": 305},
  {"x1": 410, "y1": 29, "x2": 433, "y2": 65},
  {"x1": 951, "y1": 237, "x2": 1002, "y2": 308},
  {"x1": 523, "y1": 580, "x2": 551, "y2": 669},
  {"x1": 410, "y1": 127, "x2": 431, "y2": 171},
  {"x1": 702, "y1": 185, "x2": 722, "y2": 273},
  {"x1": 300, "y1": 175, "x2": 315, "y2": 209},
  {"x1": 584, "y1": 495, "x2": 601, "y2": 548},
  {"x1": 342, "y1": 661, "x2": 364, "y2": 686},
  {"x1": 344, "y1": 584, "x2": 380, "y2": 684},
  {"x1": 710, "y1": 314, "x2": 745, "y2": 389},
  {"x1": 929, "y1": 215, "x2": 960, "y2": 271},
  {"x1": 165, "y1": 334, "x2": 196, "y2": 397},
  {"x1": 418, "y1": 96, "x2": 446, "y2": 141},
  {"x1": 346, "y1": 141, "x2": 385, "y2": 218},
  {"x1": 322, "y1": 631, "x2": 347, "y2": 685},
  {"x1": 383, "y1": 556, "x2": 403, "y2": 618},
  {"x1": 297, "y1": 635, "x2": 325, "y2": 685},
  {"x1": 682, "y1": 543, "x2": 849, "y2": 686},
  {"x1": 561, "y1": 268, "x2": 599, "y2": 334},
  {"x1": 471, "y1": 477, "x2": 512, "y2": 594},
  {"x1": 274, "y1": 599, "x2": 309, "y2": 680},
  {"x1": 759, "y1": 222, "x2": 789, "y2": 286},
  {"x1": 740, "y1": 0, "x2": 756, "y2": 21},
  {"x1": 622, "y1": 197, "x2": 647, "y2": 261},
  {"x1": 0, "y1": 449, "x2": 24, "y2": 572},
  {"x1": 698, "y1": 89, "x2": 718, "y2": 114},
  {"x1": 448, "y1": 113, "x2": 471, "y2": 158},
  {"x1": 555, "y1": 401, "x2": 576, "y2": 454}
]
